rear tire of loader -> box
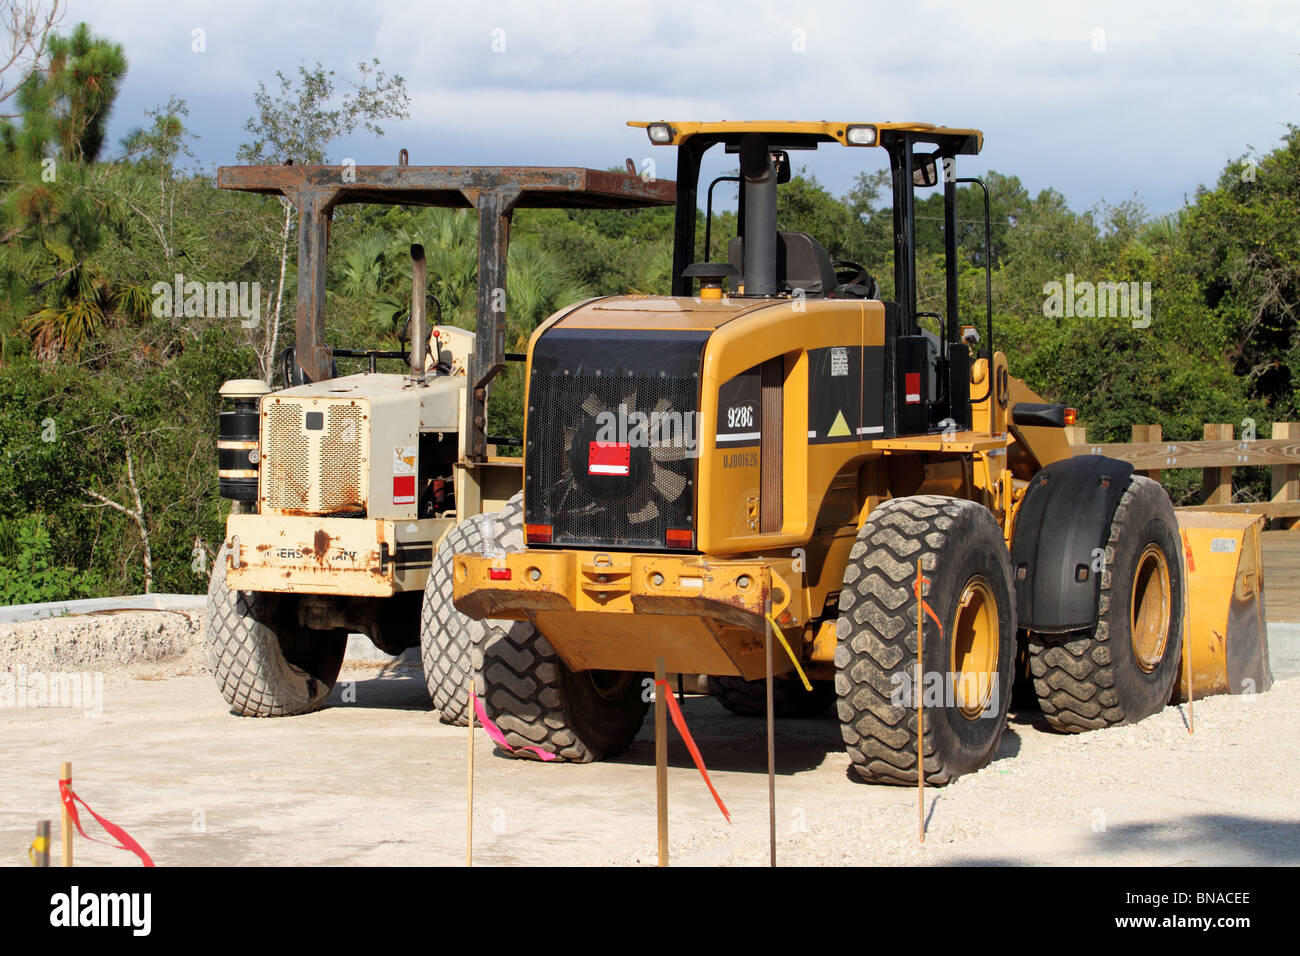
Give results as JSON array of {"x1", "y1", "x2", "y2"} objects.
[
  {"x1": 482, "y1": 627, "x2": 650, "y2": 761},
  {"x1": 835, "y1": 496, "x2": 1016, "y2": 785},
  {"x1": 1028, "y1": 475, "x2": 1184, "y2": 732},
  {"x1": 205, "y1": 544, "x2": 346, "y2": 717},
  {"x1": 419, "y1": 495, "x2": 523, "y2": 726},
  {"x1": 707, "y1": 675, "x2": 836, "y2": 718},
  {"x1": 478, "y1": 494, "x2": 649, "y2": 761}
]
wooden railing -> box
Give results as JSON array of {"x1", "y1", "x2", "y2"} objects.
[{"x1": 1063, "y1": 422, "x2": 1300, "y2": 529}]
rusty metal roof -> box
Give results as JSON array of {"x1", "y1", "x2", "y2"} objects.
[{"x1": 216, "y1": 164, "x2": 675, "y2": 210}]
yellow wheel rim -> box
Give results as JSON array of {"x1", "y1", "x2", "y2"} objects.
[
  {"x1": 949, "y1": 576, "x2": 999, "y2": 720},
  {"x1": 1130, "y1": 543, "x2": 1171, "y2": 673}
]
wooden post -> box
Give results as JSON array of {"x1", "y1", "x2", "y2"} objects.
[
  {"x1": 655, "y1": 656, "x2": 668, "y2": 868},
  {"x1": 916, "y1": 560, "x2": 925, "y2": 845},
  {"x1": 466, "y1": 681, "x2": 475, "y2": 868},
  {"x1": 60, "y1": 762, "x2": 72, "y2": 867},
  {"x1": 1064, "y1": 425, "x2": 1088, "y2": 447},
  {"x1": 1201, "y1": 424, "x2": 1234, "y2": 505},
  {"x1": 1272, "y1": 422, "x2": 1299, "y2": 530},
  {"x1": 32, "y1": 821, "x2": 50, "y2": 867},
  {"x1": 765, "y1": 598, "x2": 776, "y2": 868},
  {"x1": 1132, "y1": 424, "x2": 1163, "y2": 483}
]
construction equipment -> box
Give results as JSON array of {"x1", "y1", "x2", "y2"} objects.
[
  {"x1": 206, "y1": 162, "x2": 673, "y2": 719},
  {"x1": 439, "y1": 121, "x2": 1272, "y2": 784},
  {"x1": 436, "y1": 119, "x2": 1268, "y2": 780}
]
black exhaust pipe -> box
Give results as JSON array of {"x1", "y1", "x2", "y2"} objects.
[{"x1": 739, "y1": 132, "x2": 777, "y2": 296}]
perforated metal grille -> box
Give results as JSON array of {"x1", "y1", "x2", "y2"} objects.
[
  {"x1": 262, "y1": 399, "x2": 367, "y2": 514},
  {"x1": 525, "y1": 330, "x2": 706, "y2": 550},
  {"x1": 264, "y1": 402, "x2": 311, "y2": 511},
  {"x1": 320, "y1": 404, "x2": 365, "y2": 512}
]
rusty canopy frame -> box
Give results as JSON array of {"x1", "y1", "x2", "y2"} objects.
[{"x1": 216, "y1": 163, "x2": 675, "y2": 459}]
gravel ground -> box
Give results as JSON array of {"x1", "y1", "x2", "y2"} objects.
[
  {"x1": 0, "y1": 650, "x2": 1295, "y2": 867},
  {"x1": 0, "y1": 610, "x2": 207, "y2": 678}
]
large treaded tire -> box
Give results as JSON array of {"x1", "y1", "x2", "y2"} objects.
[
  {"x1": 204, "y1": 544, "x2": 346, "y2": 717},
  {"x1": 1028, "y1": 475, "x2": 1184, "y2": 732},
  {"x1": 707, "y1": 675, "x2": 836, "y2": 718},
  {"x1": 835, "y1": 495, "x2": 1016, "y2": 786},
  {"x1": 419, "y1": 495, "x2": 522, "y2": 726},
  {"x1": 478, "y1": 497, "x2": 649, "y2": 762}
]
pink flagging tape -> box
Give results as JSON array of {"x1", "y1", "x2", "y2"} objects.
[{"x1": 472, "y1": 695, "x2": 558, "y2": 761}]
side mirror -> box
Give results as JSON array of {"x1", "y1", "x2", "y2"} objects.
[
  {"x1": 912, "y1": 150, "x2": 940, "y2": 187},
  {"x1": 772, "y1": 150, "x2": 792, "y2": 184}
]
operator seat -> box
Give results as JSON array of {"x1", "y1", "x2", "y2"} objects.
[{"x1": 727, "y1": 231, "x2": 839, "y2": 296}]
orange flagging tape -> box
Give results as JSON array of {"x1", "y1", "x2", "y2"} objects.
[
  {"x1": 912, "y1": 573, "x2": 944, "y2": 636},
  {"x1": 58, "y1": 779, "x2": 154, "y2": 867},
  {"x1": 654, "y1": 679, "x2": 731, "y2": 824}
]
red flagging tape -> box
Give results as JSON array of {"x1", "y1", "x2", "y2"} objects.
[
  {"x1": 58, "y1": 779, "x2": 155, "y2": 867},
  {"x1": 912, "y1": 573, "x2": 944, "y2": 636},
  {"x1": 654, "y1": 679, "x2": 730, "y2": 824}
]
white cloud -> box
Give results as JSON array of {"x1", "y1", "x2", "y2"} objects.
[{"x1": 64, "y1": 0, "x2": 1300, "y2": 213}]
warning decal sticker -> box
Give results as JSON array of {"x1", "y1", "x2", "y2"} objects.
[
  {"x1": 393, "y1": 445, "x2": 417, "y2": 504},
  {"x1": 808, "y1": 346, "x2": 861, "y2": 444}
]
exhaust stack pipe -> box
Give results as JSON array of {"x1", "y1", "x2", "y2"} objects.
[
  {"x1": 409, "y1": 243, "x2": 427, "y2": 384},
  {"x1": 739, "y1": 133, "x2": 777, "y2": 296}
]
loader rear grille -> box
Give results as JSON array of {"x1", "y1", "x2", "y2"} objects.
[
  {"x1": 262, "y1": 398, "x2": 367, "y2": 513},
  {"x1": 525, "y1": 329, "x2": 708, "y2": 549}
]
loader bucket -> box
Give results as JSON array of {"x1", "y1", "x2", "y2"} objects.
[{"x1": 1172, "y1": 512, "x2": 1273, "y2": 701}]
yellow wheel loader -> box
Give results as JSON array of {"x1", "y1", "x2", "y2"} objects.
[
  {"x1": 206, "y1": 163, "x2": 672, "y2": 720},
  {"x1": 447, "y1": 121, "x2": 1272, "y2": 784}
]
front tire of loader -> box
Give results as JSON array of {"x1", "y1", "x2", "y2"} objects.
[
  {"x1": 835, "y1": 496, "x2": 1016, "y2": 785},
  {"x1": 1028, "y1": 475, "x2": 1184, "y2": 732},
  {"x1": 707, "y1": 675, "x2": 836, "y2": 718},
  {"x1": 478, "y1": 495, "x2": 649, "y2": 762},
  {"x1": 419, "y1": 495, "x2": 523, "y2": 726},
  {"x1": 204, "y1": 544, "x2": 346, "y2": 717}
]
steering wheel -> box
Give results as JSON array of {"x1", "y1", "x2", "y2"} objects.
[{"x1": 831, "y1": 260, "x2": 878, "y2": 298}]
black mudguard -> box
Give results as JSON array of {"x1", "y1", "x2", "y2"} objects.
[{"x1": 1010, "y1": 455, "x2": 1134, "y2": 633}]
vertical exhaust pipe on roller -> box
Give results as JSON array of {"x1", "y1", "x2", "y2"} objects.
[
  {"x1": 739, "y1": 132, "x2": 778, "y2": 296},
  {"x1": 409, "y1": 243, "x2": 427, "y2": 385}
]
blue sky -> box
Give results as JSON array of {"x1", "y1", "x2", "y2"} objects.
[{"x1": 65, "y1": 0, "x2": 1300, "y2": 217}]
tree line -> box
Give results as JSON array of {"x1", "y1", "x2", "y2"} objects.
[{"x1": 0, "y1": 17, "x2": 1296, "y2": 601}]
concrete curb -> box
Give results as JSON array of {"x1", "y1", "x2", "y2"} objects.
[{"x1": 0, "y1": 593, "x2": 205, "y2": 624}]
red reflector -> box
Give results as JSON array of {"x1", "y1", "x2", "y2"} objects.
[
  {"x1": 393, "y1": 474, "x2": 416, "y2": 504},
  {"x1": 589, "y1": 441, "x2": 630, "y2": 476},
  {"x1": 666, "y1": 528, "x2": 693, "y2": 549},
  {"x1": 488, "y1": 568, "x2": 512, "y2": 581},
  {"x1": 905, "y1": 372, "x2": 921, "y2": 404},
  {"x1": 525, "y1": 523, "x2": 553, "y2": 544}
]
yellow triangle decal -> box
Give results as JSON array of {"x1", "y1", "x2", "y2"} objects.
[{"x1": 828, "y1": 410, "x2": 850, "y2": 437}]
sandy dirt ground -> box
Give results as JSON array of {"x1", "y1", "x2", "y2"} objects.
[{"x1": 2, "y1": 653, "x2": 1297, "y2": 867}]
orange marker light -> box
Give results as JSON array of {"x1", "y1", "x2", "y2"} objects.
[
  {"x1": 1064, "y1": 407, "x2": 1077, "y2": 426},
  {"x1": 666, "y1": 528, "x2": 694, "y2": 549},
  {"x1": 525, "y1": 524, "x2": 553, "y2": 544}
]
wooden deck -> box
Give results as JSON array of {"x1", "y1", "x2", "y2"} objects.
[{"x1": 1264, "y1": 531, "x2": 1300, "y2": 622}]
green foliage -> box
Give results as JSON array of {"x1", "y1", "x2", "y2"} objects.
[
  {"x1": 237, "y1": 60, "x2": 409, "y2": 166},
  {"x1": 0, "y1": 22, "x2": 1295, "y2": 598},
  {"x1": 0, "y1": 513, "x2": 104, "y2": 605}
]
